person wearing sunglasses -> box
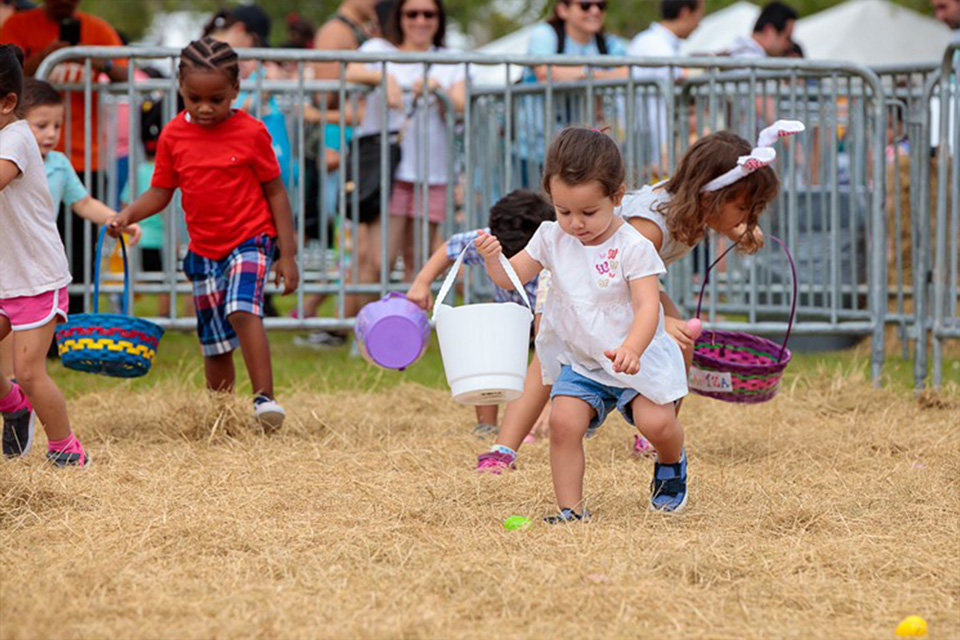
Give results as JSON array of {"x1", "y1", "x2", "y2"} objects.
[
  {"x1": 523, "y1": 0, "x2": 626, "y2": 83},
  {"x1": 512, "y1": 1, "x2": 626, "y2": 190},
  {"x1": 346, "y1": 0, "x2": 467, "y2": 285}
]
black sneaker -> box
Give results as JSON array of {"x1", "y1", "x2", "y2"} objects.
[{"x1": 2, "y1": 407, "x2": 35, "y2": 458}]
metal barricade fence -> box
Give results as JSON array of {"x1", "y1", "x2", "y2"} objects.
[
  {"x1": 37, "y1": 48, "x2": 890, "y2": 382},
  {"x1": 930, "y1": 45, "x2": 959, "y2": 388}
]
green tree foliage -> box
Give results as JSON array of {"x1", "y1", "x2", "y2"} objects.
[{"x1": 80, "y1": 0, "x2": 941, "y2": 45}]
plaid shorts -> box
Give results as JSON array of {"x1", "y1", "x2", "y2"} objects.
[{"x1": 182, "y1": 235, "x2": 276, "y2": 357}]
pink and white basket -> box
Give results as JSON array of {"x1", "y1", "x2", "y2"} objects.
[{"x1": 689, "y1": 235, "x2": 797, "y2": 404}]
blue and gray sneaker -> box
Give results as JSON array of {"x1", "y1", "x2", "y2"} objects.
[
  {"x1": 650, "y1": 452, "x2": 688, "y2": 513},
  {"x1": 544, "y1": 508, "x2": 591, "y2": 524}
]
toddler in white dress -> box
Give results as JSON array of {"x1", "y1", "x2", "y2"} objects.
[{"x1": 475, "y1": 127, "x2": 689, "y2": 520}]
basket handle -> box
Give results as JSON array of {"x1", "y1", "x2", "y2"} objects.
[
  {"x1": 694, "y1": 234, "x2": 797, "y2": 363},
  {"x1": 432, "y1": 245, "x2": 531, "y2": 322},
  {"x1": 92, "y1": 226, "x2": 131, "y2": 316}
]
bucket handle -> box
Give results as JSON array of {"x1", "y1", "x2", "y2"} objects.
[
  {"x1": 92, "y1": 226, "x2": 131, "y2": 316},
  {"x1": 694, "y1": 234, "x2": 797, "y2": 363},
  {"x1": 432, "y1": 246, "x2": 532, "y2": 322}
]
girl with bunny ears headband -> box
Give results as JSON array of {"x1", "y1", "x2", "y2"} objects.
[{"x1": 648, "y1": 120, "x2": 805, "y2": 255}]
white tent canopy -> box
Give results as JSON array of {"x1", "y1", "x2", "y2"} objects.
[
  {"x1": 472, "y1": 24, "x2": 539, "y2": 85},
  {"x1": 679, "y1": 2, "x2": 761, "y2": 56},
  {"x1": 794, "y1": 0, "x2": 952, "y2": 65}
]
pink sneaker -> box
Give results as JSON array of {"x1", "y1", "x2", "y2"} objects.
[
  {"x1": 476, "y1": 450, "x2": 516, "y2": 474},
  {"x1": 632, "y1": 434, "x2": 656, "y2": 458}
]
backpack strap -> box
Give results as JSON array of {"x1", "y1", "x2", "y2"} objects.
[
  {"x1": 334, "y1": 13, "x2": 370, "y2": 47},
  {"x1": 551, "y1": 20, "x2": 566, "y2": 54},
  {"x1": 595, "y1": 32, "x2": 608, "y2": 55},
  {"x1": 551, "y1": 20, "x2": 609, "y2": 56}
]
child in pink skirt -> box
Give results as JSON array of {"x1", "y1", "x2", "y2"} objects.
[{"x1": 0, "y1": 44, "x2": 88, "y2": 466}]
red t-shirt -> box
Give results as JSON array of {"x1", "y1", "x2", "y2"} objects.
[
  {"x1": 1, "y1": 8, "x2": 123, "y2": 171},
  {"x1": 151, "y1": 110, "x2": 281, "y2": 260}
]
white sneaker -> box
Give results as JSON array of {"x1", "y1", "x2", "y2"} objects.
[{"x1": 254, "y1": 396, "x2": 286, "y2": 432}]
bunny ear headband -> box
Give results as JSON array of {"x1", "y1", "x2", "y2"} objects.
[{"x1": 701, "y1": 120, "x2": 806, "y2": 193}]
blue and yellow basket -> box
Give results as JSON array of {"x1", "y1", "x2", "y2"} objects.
[{"x1": 56, "y1": 228, "x2": 164, "y2": 378}]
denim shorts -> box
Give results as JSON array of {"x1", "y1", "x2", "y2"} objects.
[
  {"x1": 182, "y1": 235, "x2": 275, "y2": 357},
  {"x1": 550, "y1": 365, "x2": 639, "y2": 433}
]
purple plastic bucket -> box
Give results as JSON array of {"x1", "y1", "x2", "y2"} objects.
[{"x1": 354, "y1": 292, "x2": 430, "y2": 370}]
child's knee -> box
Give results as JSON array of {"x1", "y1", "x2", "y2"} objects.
[
  {"x1": 549, "y1": 407, "x2": 589, "y2": 444},
  {"x1": 635, "y1": 409, "x2": 677, "y2": 441},
  {"x1": 13, "y1": 363, "x2": 46, "y2": 392},
  {"x1": 226, "y1": 311, "x2": 261, "y2": 330}
]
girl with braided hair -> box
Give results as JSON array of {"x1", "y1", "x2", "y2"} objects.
[{"x1": 111, "y1": 38, "x2": 299, "y2": 431}]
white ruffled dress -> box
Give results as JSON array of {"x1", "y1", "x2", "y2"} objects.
[{"x1": 525, "y1": 221, "x2": 688, "y2": 406}]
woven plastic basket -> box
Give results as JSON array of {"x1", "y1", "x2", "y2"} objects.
[
  {"x1": 56, "y1": 228, "x2": 164, "y2": 378},
  {"x1": 689, "y1": 235, "x2": 797, "y2": 404}
]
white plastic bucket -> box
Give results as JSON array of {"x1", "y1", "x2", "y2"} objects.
[{"x1": 433, "y1": 248, "x2": 533, "y2": 405}]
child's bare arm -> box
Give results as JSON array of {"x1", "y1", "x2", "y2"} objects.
[
  {"x1": 407, "y1": 242, "x2": 455, "y2": 310},
  {"x1": 605, "y1": 275, "x2": 661, "y2": 375},
  {"x1": 263, "y1": 176, "x2": 299, "y2": 295},
  {"x1": 72, "y1": 196, "x2": 142, "y2": 245},
  {"x1": 474, "y1": 231, "x2": 542, "y2": 289},
  {"x1": 0, "y1": 159, "x2": 21, "y2": 191},
  {"x1": 110, "y1": 186, "x2": 174, "y2": 233}
]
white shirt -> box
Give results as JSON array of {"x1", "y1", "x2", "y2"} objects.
[
  {"x1": 627, "y1": 22, "x2": 683, "y2": 72},
  {"x1": 356, "y1": 38, "x2": 466, "y2": 185},
  {"x1": 617, "y1": 185, "x2": 694, "y2": 266},
  {"x1": 0, "y1": 120, "x2": 71, "y2": 299},
  {"x1": 627, "y1": 23, "x2": 685, "y2": 165},
  {"x1": 525, "y1": 221, "x2": 688, "y2": 405},
  {"x1": 727, "y1": 35, "x2": 766, "y2": 58}
]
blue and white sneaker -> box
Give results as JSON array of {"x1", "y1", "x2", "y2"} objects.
[
  {"x1": 254, "y1": 395, "x2": 286, "y2": 432},
  {"x1": 649, "y1": 452, "x2": 688, "y2": 513},
  {"x1": 544, "y1": 508, "x2": 591, "y2": 524}
]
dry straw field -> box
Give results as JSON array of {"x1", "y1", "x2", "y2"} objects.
[{"x1": 1, "y1": 361, "x2": 958, "y2": 640}]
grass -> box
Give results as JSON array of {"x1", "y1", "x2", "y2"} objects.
[
  {"x1": 52, "y1": 320, "x2": 960, "y2": 399},
  {"x1": 2, "y1": 302, "x2": 959, "y2": 640}
]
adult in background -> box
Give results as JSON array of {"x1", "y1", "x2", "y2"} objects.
[
  {"x1": 515, "y1": 0, "x2": 627, "y2": 189},
  {"x1": 523, "y1": 0, "x2": 626, "y2": 83},
  {"x1": 346, "y1": 0, "x2": 466, "y2": 283},
  {"x1": 284, "y1": 14, "x2": 316, "y2": 49},
  {"x1": 1, "y1": 0, "x2": 125, "y2": 316},
  {"x1": 626, "y1": 0, "x2": 704, "y2": 176},
  {"x1": 288, "y1": 0, "x2": 381, "y2": 349},
  {"x1": 0, "y1": 0, "x2": 34, "y2": 30},
  {"x1": 727, "y1": 1, "x2": 797, "y2": 58},
  {"x1": 313, "y1": 0, "x2": 380, "y2": 78},
  {"x1": 932, "y1": 0, "x2": 960, "y2": 40}
]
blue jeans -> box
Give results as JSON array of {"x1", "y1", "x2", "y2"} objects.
[{"x1": 550, "y1": 365, "x2": 639, "y2": 433}]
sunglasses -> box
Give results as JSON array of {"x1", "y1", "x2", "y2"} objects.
[
  {"x1": 402, "y1": 9, "x2": 439, "y2": 20},
  {"x1": 574, "y1": 1, "x2": 607, "y2": 11}
]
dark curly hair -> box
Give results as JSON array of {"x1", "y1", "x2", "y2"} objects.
[{"x1": 488, "y1": 189, "x2": 555, "y2": 258}]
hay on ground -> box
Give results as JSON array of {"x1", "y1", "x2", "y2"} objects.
[{"x1": 1, "y1": 373, "x2": 958, "y2": 640}]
